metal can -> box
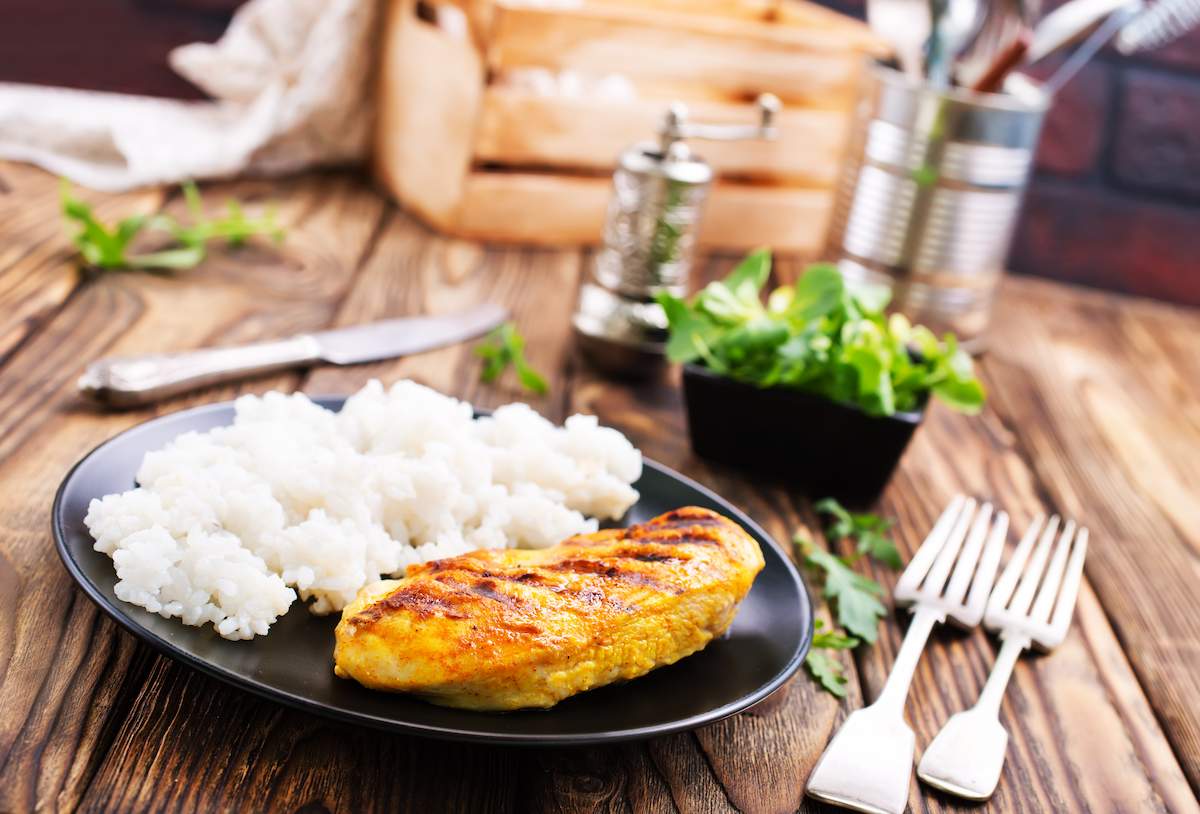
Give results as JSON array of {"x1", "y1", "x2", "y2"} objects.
[{"x1": 824, "y1": 62, "x2": 1049, "y2": 351}]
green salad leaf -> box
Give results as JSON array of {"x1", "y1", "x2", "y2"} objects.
[
  {"x1": 656, "y1": 249, "x2": 985, "y2": 416},
  {"x1": 475, "y1": 323, "x2": 548, "y2": 395}
]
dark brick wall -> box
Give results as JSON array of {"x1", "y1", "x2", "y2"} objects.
[
  {"x1": 2, "y1": 0, "x2": 1197, "y2": 304},
  {"x1": 1011, "y1": 33, "x2": 1200, "y2": 306}
]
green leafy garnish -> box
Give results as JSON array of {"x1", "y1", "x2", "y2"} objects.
[
  {"x1": 796, "y1": 504, "x2": 908, "y2": 696},
  {"x1": 815, "y1": 498, "x2": 902, "y2": 570},
  {"x1": 61, "y1": 180, "x2": 283, "y2": 272},
  {"x1": 805, "y1": 619, "x2": 859, "y2": 698},
  {"x1": 656, "y1": 248, "x2": 985, "y2": 416},
  {"x1": 474, "y1": 323, "x2": 548, "y2": 395},
  {"x1": 796, "y1": 534, "x2": 888, "y2": 644}
]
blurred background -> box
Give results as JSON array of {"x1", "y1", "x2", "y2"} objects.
[{"x1": 4, "y1": 0, "x2": 1197, "y2": 306}]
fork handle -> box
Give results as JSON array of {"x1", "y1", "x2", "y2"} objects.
[
  {"x1": 975, "y1": 634, "x2": 1030, "y2": 717},
  {"x1": 806, "y1": 604, "x2": 941, "y2": 814},
  {"x1": 916, "y1": 633, "x2": 1031, "y2": 800},
  {"x1": 873, "y1": 605, "x2": 943, "y2": 715}
]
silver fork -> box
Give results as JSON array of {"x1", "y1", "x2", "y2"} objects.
[
  {"x1": 917, "y1": 515, "x2": 1088, "y2": 800},
  {"x1": 806, "y1": 496, "x2": 1008, "y2": 814}
]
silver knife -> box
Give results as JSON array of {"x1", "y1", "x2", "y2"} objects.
[{"x1": 78, "y1": 303, "x2": 509, "y2": 407}]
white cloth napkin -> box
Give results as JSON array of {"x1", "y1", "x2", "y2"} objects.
[{"x1": 0, "y1": 0, "x2": 377, "y2": 191}]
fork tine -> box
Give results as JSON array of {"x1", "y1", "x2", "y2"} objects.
[
  {"x1": 1008, "y1": 515, "x2": 1062, "y2": 616},
  {"x1": 1030, "y1": 519, "x2": 1077, "y2": 623},
  {"x1": 963, "y1": 509, "x2": 1008, "y2": 613},
  {"x1": 986, "y1": 514, "x2": 1044, "y2": 615},
  {"x1": 920, "y1": 498, "x2": 978, "y2": 597},
  {"x1": 1049, "y1": 527, "x2": 1088, "y2": 639},
  {"x1": 895, "y1": 495, "x2": 968, "y2": 596},
  {"x1": 942, "y1": 503, "x2": 994, "y2": 604}
]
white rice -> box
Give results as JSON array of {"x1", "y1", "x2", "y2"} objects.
[{"x1": 85, "y1": 379, "x2": 642, "y2": 640}]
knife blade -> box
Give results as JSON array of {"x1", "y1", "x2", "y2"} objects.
[
  {"x1": 78, "y1": 303, "x2": 510, "y2": 407},
  {"x1": 314, "y1": 303, "x2": 508, "y2": 364}
]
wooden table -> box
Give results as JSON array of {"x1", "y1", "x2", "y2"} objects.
[{"x1": 1, "y1": 161, "x2": 1198, "y2": 814}]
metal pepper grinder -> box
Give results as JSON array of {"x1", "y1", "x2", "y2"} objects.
[{"x1": 572, "y1": 93, "x2": 780, "y2": 376}]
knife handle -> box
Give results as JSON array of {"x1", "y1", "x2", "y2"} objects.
[{"x1": 78, "y1": 335, "x2": 322, "y2": 408}]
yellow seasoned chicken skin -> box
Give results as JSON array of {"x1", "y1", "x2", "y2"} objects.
[{"x1": 333, "y1": 507, "x2": 765, "y2": 710}]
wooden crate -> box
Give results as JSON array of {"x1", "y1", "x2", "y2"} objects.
[{"x1": 372, "y1": 0, "x2": 884, "y2": 252}]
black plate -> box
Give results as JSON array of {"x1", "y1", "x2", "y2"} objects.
[{"x1": 52, "y1": 398, "x2": 813, "y2": 745}]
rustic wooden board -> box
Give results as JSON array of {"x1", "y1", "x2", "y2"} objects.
[
  {"x1": 485, "y1": 1, "x2": 881, "y2": 109},
  {"x1": 0, "y1": 166, "x2": 1197, "y2": 813},
  {"x1": 0, "y1": 172, "x2": 388, "y2": 813},
  {"x1": 983, "y1": 278, "x2": 1200, "y2": 797},
  {"x1": 454, "y1": 171, "x2": 833, "y2": 252},
  {"x1": 374, "y1": 0, "x2": 483, "y2": 229},
  {"x1": 473, "y1": 86, "x2": 849, "y2": 185}
]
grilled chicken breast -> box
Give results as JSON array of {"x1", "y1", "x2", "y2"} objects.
[{"x1": 333, "y1": 507, "x2": 764, "y2": 710}]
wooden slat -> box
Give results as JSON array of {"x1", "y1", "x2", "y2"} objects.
[
  {"x1": 582, "y1": 0, "x2": 875, "y2": 33},
  {"x1": 374, "y1": 0, "x2": 483, "y2": 228},
  {"x1": 486, "y1": 2, "x2": 874, "y2": 108},
  {"x1": 981, "y1": 275, "x2": 1200, "y2": 795},
  {"x1": 490, "y1": 0, "x2": 885, "y2": 58},
  {"x1": 454, "y1": 171, "x2": 832, "y2": 252},
  {"x1": 474, "y1": 86, "x2": 849, "y2": 185},
  {"x1": 0, "y1": 172, "x2": 388, "y2": 813}
]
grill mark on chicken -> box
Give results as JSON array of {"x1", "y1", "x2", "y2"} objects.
[
  {"x1": 546, "y1": 558, "x2": 682, "y2": 594},
  {"x1": 357, "y1": 584, "x2": 470, "y2": 622},
  {"x1": 469, "y1": 578, "x2": 524, "y2": 607},
  {"x1": 610, "y1": 549, "x2": 681, "y2": 563},
  {"x1": 635, "y1": 527, "x2": 721, "y2": 545},
  {"x1": 658, "y1": 508, "x2": 727, "y2": 526}
]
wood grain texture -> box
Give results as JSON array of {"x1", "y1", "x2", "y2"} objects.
[
  {"x1": 0, "y1": 166, "x2": 1196, "y2": 814},
  {"x1": 474, "y1": 86, "x2": 849, "y2": 185},
  {"x1": 0, "y1": 164, "x2": 164, "y2": 365},
  {"x1": 984, "y1": 276, "x2": 1200, "y2": 796},
  {"x1": 454, "y1": 171, "x2": 832, "y2": 252},
  {"x1": 0, "y1": 170, "x2": 387, "y2": 813}
]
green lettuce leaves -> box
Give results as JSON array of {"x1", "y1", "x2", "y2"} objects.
[{"x1": 656, "y1": 249, "x2": 985, "y2": 417}]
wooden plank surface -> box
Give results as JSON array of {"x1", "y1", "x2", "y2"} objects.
[
  {"x1": 0, "y1": 165, "x2": 1197, "y2": 813},
  {"x1": 473, "y1": 87, "x2": 849, "y2": 185}
]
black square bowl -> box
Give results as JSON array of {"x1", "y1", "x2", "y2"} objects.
[{"x1": 681, "y1": 363, "x2": 925, "y2": 505}]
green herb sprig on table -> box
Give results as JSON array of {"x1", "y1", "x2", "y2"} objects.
[
  {"x1": 655, "y1": 248, "x2": 985, "y2": 417},
  {"x1": 61, "y1": 180, "x2": 284, "y2": 272},
  {"x1": 475, "y1": 323, "x2": 548, "y2": 395},
  {"x1": 816, "y1": 497, "x2": 902, "y2": 569},
  {"x1": 799, "y1": 501, "x2": 903, "y2": 697},
  {"x1": 806, "y1": 619, "x2": 859, "y2": 697}
]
